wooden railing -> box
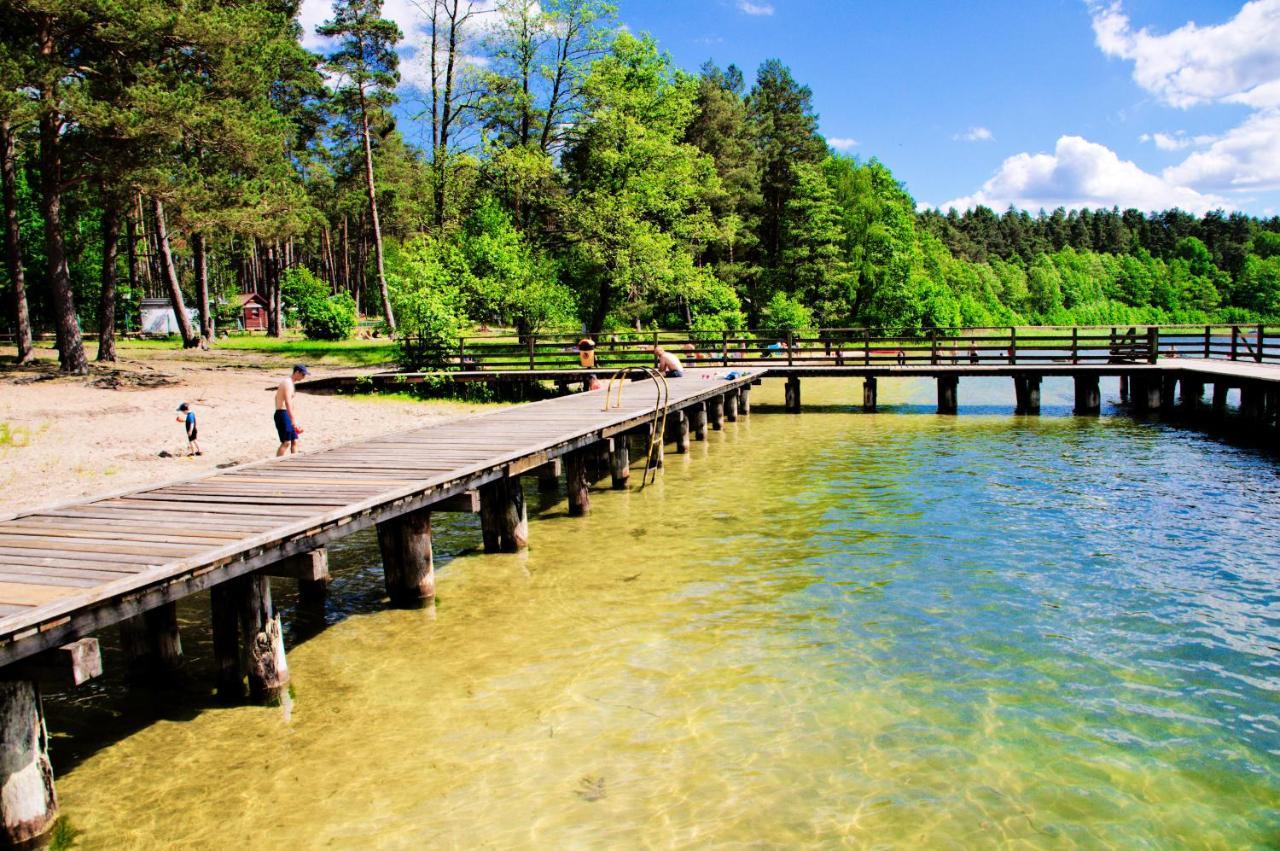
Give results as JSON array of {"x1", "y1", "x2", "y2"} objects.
[{"x1": 423, "y1": 325, "x2": 1280, "y2": 372}]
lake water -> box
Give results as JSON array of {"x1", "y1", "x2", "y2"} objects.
[{"x1": 45, "y1": 377, "x2": 1280, "y2": 848}]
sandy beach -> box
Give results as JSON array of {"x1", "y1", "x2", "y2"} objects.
[{"x1": 0, "y1": 346, "x2": 487, "y2": 517}]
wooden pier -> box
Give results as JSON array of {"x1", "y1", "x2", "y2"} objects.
[{"x1": 0, "y1": 371, "x2": 756, "y2": 845}]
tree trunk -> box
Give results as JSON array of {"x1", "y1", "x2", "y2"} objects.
[
  {"x1": 193, "y1": 231, "x2": 212, "y2": 347},
  {"x1": 359, "y1": 94, "x2": 395, "y2": 332},
  {"x1": 96, "y1": 196, "x2": 120, "y2": 362},
  {"x1": 125, "y1": 196, "x2": 140, "y2": 298},
  {"x1": 266, "y1": 242, "x2": 281, "y2": 337},
  {"x1": 150, "y1": 197, "x2": 198, "y2": 348},
  {"x1": 341, "y1": 214, "x2": 351, "y2": 298},
  {"x1": 37, "y1": 54, "x2": 87, "y2": 374},
  {"x1": 1, "y1": 117, "x2": 33, "y2": 364}
]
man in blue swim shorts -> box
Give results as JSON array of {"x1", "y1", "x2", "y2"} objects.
[{"x1": 274, "y1": 364, "x2": 308, "y2": 456}]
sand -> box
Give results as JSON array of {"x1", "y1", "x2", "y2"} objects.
[{"x1": 0, "y1": 350, "x2": 489, "y2": 517}]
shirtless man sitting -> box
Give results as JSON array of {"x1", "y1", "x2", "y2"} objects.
[
  {"x1": 274, "y1": 364, "x2": 308, "y2": 456},
  {"x1": 652, "y1": 345, "x2": 684, "y2": 378}
]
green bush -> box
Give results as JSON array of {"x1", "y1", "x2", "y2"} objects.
[{"x1": 300, "y1": 293, "x2": 357, "y2": 340}]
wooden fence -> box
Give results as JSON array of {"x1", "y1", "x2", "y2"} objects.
[{"x1": 413, "y1": 324, "x2": 1280, "y2": 371}]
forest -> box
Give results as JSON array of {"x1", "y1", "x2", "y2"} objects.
[{"x1": 3, "y1": 0, "x2": 1280, "y2": 374}]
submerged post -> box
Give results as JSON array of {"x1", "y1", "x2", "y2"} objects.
[
  {"x1": 1212, "y1": 382, "x2": 1229, "y2": 420},
  {"x1": 1014, "y1": 375, "x2": 1042, "y2": 415},
  {"x1": 564, "y1": 447, "x2": 590, "y2": 516},
  {"x1": 479, "y1": 477, "x2": 529, "y2": 550},
  {"x1": 1073, "y1": 375, "x2": 1100, "y2": 416},
  {"x1": 1119, "y1": 374, "x2": 1129, "y2": 402},
  {"x1": 738, "y1": 383, "x2": 751, "y2": 415},
  {"x1": 725, "y1": 390, "x2": 739, "y2": 422},
  {"x1": 377, "y1": 507, "x2": 436, "y2": 605},
  {"x1": 689, "y1": 402, "x2": 708, "y2": 441},
  {"x1": 784, "y1": 377, "x2": 801, "y2": 413},
  {"x1": 863, "y1": 377, "x2": 877, "y2": 413},
  {"x1": 670, "y1": 410, "x2": 690, "y2": 453},
  {"x1": 708, "y1": 395, "x2": 725, "y2": 430},
  {"x1": 210, "y1": 583, "x2": 242, "y2": 701},
  {"x1": 232, "y1": 574, "x2": 289, "y2": 704},
  {"x1": 119, "y1": 602, "x2": 184, "y2": 681},
  {"x1": 1181, "y1": 379, "x2": 1204, "y2": 414},
  {"x1": 0, "y1": 679, "x2": 58, "y2": 848},
  {"x1": 937, "y1": 376, "x2": 958, "y2": 415},
  {"x1": 609, "y1": 436, "x2": 630, "y2": 489}
]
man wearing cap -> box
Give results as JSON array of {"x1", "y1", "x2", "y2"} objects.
[{"x1": 274, "y1": 364, "x2": 309, "y2": 456}]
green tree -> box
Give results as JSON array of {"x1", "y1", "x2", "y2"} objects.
[
  {"x1": 779, "y1": 161, "x2": 853, "y2": 324},
  {"x1": 320, "y1": 0, "x2": 402, "y2": 332}
]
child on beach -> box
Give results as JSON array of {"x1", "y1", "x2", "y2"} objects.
[{"x1": 176, "y1": 403, "x2": 201, "y2": 456}]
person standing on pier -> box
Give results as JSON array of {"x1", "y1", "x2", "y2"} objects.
[
  {"x1": 653, "y1": 345, "x2": 684, "y2": 378},
  {"x1": 274, "y1": 364, "x2": 308, "y2": 456}
]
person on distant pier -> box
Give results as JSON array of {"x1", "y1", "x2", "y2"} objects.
[
  {"x1": 274, "y1": 364, "x2": 308, "y2": 456},
  {"x1": 652, "y1": 345, "x2": 684, "y2": 378},
  {"x1": 175, "y1": 402, "x2": 201, "y2": 456}
]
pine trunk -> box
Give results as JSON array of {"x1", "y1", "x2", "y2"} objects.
[
  {"x1": 266, "y1": 243, "x2": 281, "y2": 337},
  {"x1": 150, "y1": 197, "x2": 198, "y2": 348},
  {"x1": 360, "y1": 101, "x2": 394, "y2": 332},
  {"x1": 193, "y1": 231, "x2": 212, "y2": 347},
  {"x1": 96, "y1": 197, "x2": 120, "y2": 362},
  {"x1": 37, "y1": 67, "x2": 87, "y2": 374},
  {"x1": 1, "y1": 117, "x2": 33, "y2": 364}
]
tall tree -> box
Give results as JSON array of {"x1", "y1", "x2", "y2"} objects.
[
  {"x1": 745, "y1": 60, "x2": 826, "y2": 300},
  {"x1": 0, "y1": 115, "x2": 32, "y2": 363},
  {"x1": 320, "y1": 0, "x2": 401, "y2": 331}
]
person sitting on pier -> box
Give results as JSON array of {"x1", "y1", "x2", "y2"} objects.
[
  {"x1": 274, "y1": 364, "x2": 308, "y2": 457},
  {"x1": 652, "y1": 345, "x2": 684, "y2": 378}
]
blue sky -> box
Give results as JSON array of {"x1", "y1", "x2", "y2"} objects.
[
  {"x1": 301, "y1": 0, "x2": 1280, "y2": 217},
  {"x1": 619, "y1": 0, "x2": 1280, "y2": 216}
]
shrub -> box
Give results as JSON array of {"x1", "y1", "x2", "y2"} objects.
[{"x1": 300, "y1": 293, "x2": 357, "y2": 341}]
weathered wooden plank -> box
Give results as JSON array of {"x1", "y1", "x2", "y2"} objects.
[
  {"x1": 0, "y1": 547, "x2": 168, "y2": 566},
  {"x1": 0, "y1": 583, "x2": 85, "y2": 607},
  {"x1": 0, "y1": 535, "x2": 204, "y2": 557}
]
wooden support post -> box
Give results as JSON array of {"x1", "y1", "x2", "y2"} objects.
[
  {"x1": 1160, "y1": 375, "x2": 1178, "y2": 413},
  {"x1": 1132, "y1": 375, "x2": 1161, "y2": 412},
  {"x1": 593, "y1": 441, "x2": 611, "y2": 483},
  {"x1": 650, "y1": 424, "x2": 664, "y2": 469},
  {"x1": 9, "y1": 640, "x2": 103, "y2": 688},
  {"x1": 118, "y1": 601, "x2": 183, "y2": 681},
  {"x1": 1240, "y1": 385, "x2": 1262, "y2": 421},
  {"x1": 738, "y1": 384, "x2": 751, "y2": 415},
  {"x1": 1073, "y1": 374, "x2": 1100, "y2": 415},
  {"x1": 784, "y1": 377, "x2": 801, "y2": 413},
  {"x1": 1212, "y1": 382, "x2": 1229, "y2": 420},
  {"x1": 671, "y1": 410, "x2": 690, "y2": 453},
  {"x1": 377, "y1": 507, "x2": 436, "y2": 605},
  {"x1": 725, "y1": 390, "x2": 739, "y2": 422},
  {"x1": 1181, "y1": 379, "x2": 1204, "y2": 413},
  {"x1": 862, "y1": 377, "x2": 877, "y2": 413},
  {"x1": 210, "y1": 583, "x2": 243, "y2": 702},
  {"x1": 564, "y1": 448, "x2": 590, "y2": 516},
  {"x1": 232, "y1": 574, "x2": 289, "y2": 704},
  {"x1": 609, "y1": 436, "x2": 630, "y2": 489},
  {"x1": 709, "y1": 394, "x2": 725, "y2": 430},
  {"x1": 478, "y1": 478, "x2": 529, "y2": 551},
  {"x1": 297, "y1": 549, "x2": 331, "y2": 603},
  {"x1": 937, "y1": 376, "x2": 958, "y2": 415},
  {"x1": 537, "y1": 462, "x2": 560, "y2": 494},
  {"x1": 689, "y1": 403, "x2": 707, "y2": 441},
  {"x1": 0, "y1": 679, "x2": 58, "y2": 848},
  {"x1": 1023, "y1": 375, "x2": 1043, "y2": 414},
  {"x1": 1119, "y1": 374, "x2": 1129, "y2": 402}
]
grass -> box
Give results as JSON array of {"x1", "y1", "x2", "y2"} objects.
[{"x1": 115, "y1": 333, "x2": 399, "y2": 367}]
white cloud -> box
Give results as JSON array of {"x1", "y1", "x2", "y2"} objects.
[
  {"x1": 954, "y1": 126, "x2": 994, "y2": 142},
  {"x1": 942, "y1": 135, "x2": 1229, "y2": 213},
  {"x1": 1089, "y1": 1, "x2": 1280, "y2": 199},
  {"x1": 737, "y1": 0, "x2": 774, "y2": 16},
  {"x1": 1089, "y1": 0, "x2": 1280, "y2": 109},
  {"x1": 1138, "y1": 130, "x2": 1217, "y2": 151},
  {"x1": 826, "y1": 137, "x2": 858, "y2": 151},
  {"x1": 1162, "y1": 110, "x2": 1280, "y2": 190}
]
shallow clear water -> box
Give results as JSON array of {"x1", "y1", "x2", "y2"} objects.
[{"x1": 46, "y1": 377, "x2": 1280, "y2": 848}]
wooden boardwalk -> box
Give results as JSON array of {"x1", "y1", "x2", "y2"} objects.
[{"x1": 0, "y1": 371, "x2": 757, "y2": 669}]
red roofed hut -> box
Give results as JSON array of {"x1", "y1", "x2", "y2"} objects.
[{"x1": 237, "y1": 292, "x2": 269, "y2": 331}]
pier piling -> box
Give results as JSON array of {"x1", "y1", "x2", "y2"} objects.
[
  {"x1": 377, "y1": 508, "x2": 436, "y2": 605},
  {"x1": 0, "y1": 679, "x2": 57, "y2": 848},
  {"x1": 565, "y1": 448, "x2": 591, "y2": 516},
  {"x1": 479, "y1": 478, "x2": 529, "y2": 550},
  {"x1": 938, "y1": 376, "x2": 959, "y2": 415},
  {"x1": 118, "y1": 602, "x2": 183, "y2": 682},
  {"x1": 690, "y1": 403, "x2": 707, "y2": 441},
  {"x1": 232, "y1": 574, "x2": 289, "y2": 704},
  {"x1": 709, "y1": 395, "x2": 725, "y2": 430},
  {"x1": 784, "y1": 377, "x2": 801, "y2": 413},
  {"x1": 863, "y1": 377, "x2": 877, "y2": 413},
  {"x1": 609, "y1": 436, "x2": 630, "y2": 489},
  {"x1": 1073, "y1": 375, "x2": 1100, "y2": 415}
]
